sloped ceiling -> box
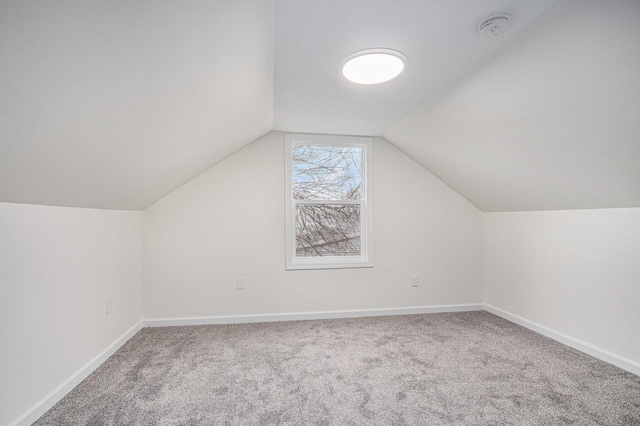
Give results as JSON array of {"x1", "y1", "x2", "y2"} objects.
[
  {"x1": 1, "y1": 0, "x2": 639, "y2": 211},
  {"x1": 273, "y1": 0, "x2": 556, "y2": 136},
  {"x1": 0, "y1": 1, "x2": 275, "y2": 210},
  {"x1": 385, "y1": 0, "x2": 640, "y2": 211}
]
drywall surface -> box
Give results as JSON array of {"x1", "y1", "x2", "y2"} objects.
[
  {"x1": 385, "y1": 0, "x2": 640, "y2": 211},
  {"x1": 1, "y1": 0, "x2": 275, "y2": 210},
  {"x1": 0, "y1": 203, "x2": 143, "y2": 425},
  {"x1": 484, "y1": 208, "x2": 640, "y2": 364},
  {"x1": 144, "y1": 132, "x2": 483, "y2": 318}
]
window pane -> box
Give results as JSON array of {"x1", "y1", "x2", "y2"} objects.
[
  {"x1": 295, "y1": 204, "x2": 361, "y2": 257},
  {"x1": 292, "y1": 145, "x2": 362, "y2": 200}
]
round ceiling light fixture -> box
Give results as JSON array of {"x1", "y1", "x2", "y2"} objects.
[{"x1": 341, "y1": 48, "x2": 407, "y2": 85}]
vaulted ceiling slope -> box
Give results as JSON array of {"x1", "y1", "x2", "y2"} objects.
[
  {"x1": 385, "y1": 0, "x2": 640, "y2": 211},
  {"x1": 273, "y1": 0, "x2": 556, "y2": 136},
  {"x1": 1, "y1": 1, "x2": 638, "y2": 212},
  {"x1": 0, "y1": 1, "x2": 275, "y2": 210}
]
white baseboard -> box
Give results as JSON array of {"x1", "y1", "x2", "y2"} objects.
[
  {"x1": 143, "y1": 303, "x2": 485, "y2": 327},
  {"x1": 9, "y1": 320, "x2": 144, "y2": 426},
  {"x1": 14, "y1": 304, "x2": 639, "y2": 426},
  {"x1": 484, "y1": 304, "x2": 640, "y2": 377}
]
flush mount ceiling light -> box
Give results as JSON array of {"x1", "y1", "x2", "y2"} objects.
[{"x1": 342, "y1": 48, "x2": 407, "y2": 85}]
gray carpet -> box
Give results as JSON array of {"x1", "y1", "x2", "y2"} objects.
[{"x1": 35, "y1": 311, "x2": 640, "y2": 425}]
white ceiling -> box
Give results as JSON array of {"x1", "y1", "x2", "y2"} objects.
[
  {"x1": 273, "y1": 0, "x2": 556, "y2": 136},
  {"x1": 1, "y1": 0, "x2": 639, "y2": 212},
  {"x1": 386, "y1": 0, "x2": 640, "y2": 211},
  {"x1": 0, "y1": 1, "x2": 274, "y2": 210}
]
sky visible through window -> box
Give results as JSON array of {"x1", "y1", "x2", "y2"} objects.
[
  {"x1": 292, "y1": 144, "x2": 363, "y2": 256},
  {"x1": 292, "y1": 145, "x2": 362, "y2": 200}
]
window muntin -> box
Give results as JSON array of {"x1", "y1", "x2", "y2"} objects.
[{"x1": 285, "y1": 134, "x2": 372, "y2": 270}]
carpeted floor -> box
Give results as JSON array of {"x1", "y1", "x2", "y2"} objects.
[{"x1": 35, "y1": 311, "x2": 640, "y2": 425}]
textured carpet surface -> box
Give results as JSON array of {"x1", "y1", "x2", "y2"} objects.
[{"x1": 35, "y1": 311, "x2": 640, "y2": 425}]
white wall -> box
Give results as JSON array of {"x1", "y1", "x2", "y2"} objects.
[
  {"x1": 4, "y1": 135, "x2": 639, "y2": 425},
  {"x1": 484, "y1": 208, "x2": 640, "y2": 364},
  {"x1": 144, "y1": 132, "x2": 483, "y2": 318},
  {"x1": 0, "y1": 203, "x2": 143, "y2": 425}
]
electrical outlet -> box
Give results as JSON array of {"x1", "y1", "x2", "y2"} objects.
[
  {"x1": 106, "y1": 297, "x2": 113, "y2": 315},
  {"x1": 410, "y1": 275, "x2": 419, "y2": 287},
  {"x1": 237, "y1": 277, "x2": 245, "y2": 290}
]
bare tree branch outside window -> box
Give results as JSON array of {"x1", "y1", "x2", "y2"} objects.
[{"x1": 292, "y1": 145, "x2": 362, "y2": 257}]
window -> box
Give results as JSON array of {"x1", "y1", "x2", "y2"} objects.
[{"x1": 285, "y1": 134, "x2": 373, "y2": 270}]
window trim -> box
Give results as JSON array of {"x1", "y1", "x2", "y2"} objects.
[{"x1": 285, "y1": 134, "x2": 373, "y2": 270}]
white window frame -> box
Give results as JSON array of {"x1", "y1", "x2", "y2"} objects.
[{"x1": 285, "y1": 133, "x2": 373, "y2": 270}]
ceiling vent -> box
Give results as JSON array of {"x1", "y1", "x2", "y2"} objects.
[{"x1": 478, "y1": 14, "x2": 511, "y2": 38}]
